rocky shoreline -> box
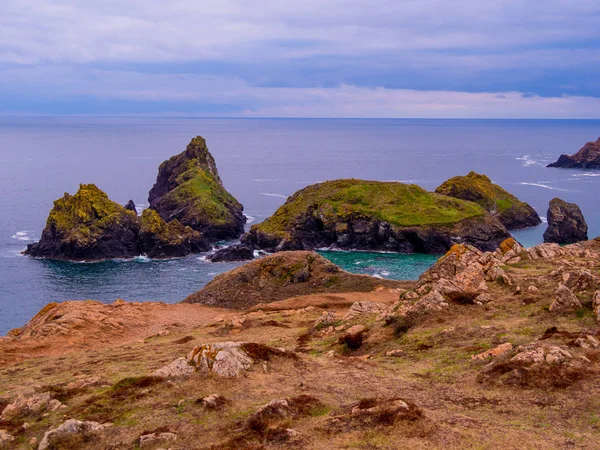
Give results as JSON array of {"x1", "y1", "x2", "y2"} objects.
[{"x1": 548, "y1": 137, "x2": 600, "y2": 169}]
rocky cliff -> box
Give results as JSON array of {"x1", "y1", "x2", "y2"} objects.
[
  {"x1": 241, "y1": 179, "x2": 511, "y2": 254},
  {"x1": 148, "y1": 136, "x2": 246, "y2": 240},
  {"x1": 435, "y1": 171, "x2": 541, "y2": 229},
  {"x1": 547, "y1": 137, "x2": 600, "y2": 169}
]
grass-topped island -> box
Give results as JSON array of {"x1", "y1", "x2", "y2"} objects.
[{"x1": 241, "y1": 179, "x2": 511, "y2": 254}]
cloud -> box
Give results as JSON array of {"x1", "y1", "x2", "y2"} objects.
[
  {"x1": 0, "y1": 0, "x2": 599, "y2": 116},
  {"x1": 1, "y1": 66, "x2": 598, "y2": 118}
]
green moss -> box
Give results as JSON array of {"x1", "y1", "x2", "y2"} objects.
[
  {"x1": 46, "y1": 184, "x2": 137, "y2": 244},
  {"x1": 435, "y1": 171, "x2": 526, "y2": 214},
  {"x1": 253, "y1": 179, "x2": 484, "y2": 238}
]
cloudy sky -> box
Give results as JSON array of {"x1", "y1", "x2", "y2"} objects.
[{"x1": 1, "y1": 0, "x2": 600, "y2": 118}]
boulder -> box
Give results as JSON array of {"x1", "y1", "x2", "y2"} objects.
[
  {"x1": 148, "y1": 136, "x2": 246, "y2": 240},
  {"x1": 1, "y1": 392, "x2": 63, "y2": 420},
  {"x1": 593, "y1": 291, "x2": 600, "y2": 323},
  {"x1": 208, "y1": 245, "x2": 254, "y2": 262},
  {"x1": 201, "y1": 394, "x2": 228, "y2": 409},
  {"x1": 242, "y1": 179, "x2": 510, "y2": 254},
  {"x1": 472, "y1": 343, "x2": 513, "y2": 360},
  {"x1": 549, "y1": 285, "x2": 582, "y2": 312},
  {"x1": 24, "y1": 184, "x2": 140, "y2": 260},
  {"x1": 548, "y1": 137, "x2": 600, "y2": 169},
  {"x1": 543, "y1": 198, "x2": 588, "y2": 244},
  {"x1": 38, "y1": 419, "x2": 108, "y2": 450},
  {"x1": 435, "y1": 171, "x2": 541, "y2": 229},
  {"x1": 138, "y1": 209, "x2": 209, "y2": 258},
  {"x1": 151, "y1": 357, "x2": 195, "y2": 378},
  {"x1": 187, "y1": 342, "x2": 253, "y2": 378},
  {"x1": 139, "y1": 432, "x2": 177, "y2": 449},
  {"x1": 344, "y1": 301, "x2": 390, "y2": 321},
  {"x1": 338, "y1": 324, "x2": 367, "y2": 350}
]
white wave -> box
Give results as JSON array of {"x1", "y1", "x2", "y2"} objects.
[
  {"x1": 539, "y1": 216, "x2": 548, "y2": 223},
  {"x1": 572, "y1": 173, "x2": 600, "y2": 178},
  {"x1": 518, "y1": 182, "x2": 569, "y2": 192},
  {"x1": 244, "y1": 214, "x2": 256, "y2": 224},
  {"x1": 380, "y1": 270, "x2": 391, "y2": 276},
  {"x1": 372, "y1": 274, "x2": 384, "y2": 279},
  {"x1": 261, "y1": 193, "x2": 287, "y2": 199},
  {"x1": 11, "y1": 231, "x2": 34, "y2": 241},
  {"x1": 197, "y1": 255, "x2": 209, "y2": 261},
  {"x1": 254, "y1": 178, "x2": 282, "y2": 182},
  {"x1": 208, "y1": 272, "x2": 217, "y2": 276},
  {"x1": 516, "y1": 155, "x2": 544, "y2": 167},
  {"x1": 133, "y1": 255, "x2": 151, "y2": 262}
]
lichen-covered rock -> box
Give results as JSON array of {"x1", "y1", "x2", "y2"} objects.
[
  {"x1": 148, "y1": 136, "x2": 245, "y2": 240},
  {"x1": 39, "y1": 419, "x2": 108, "y2": 450},
  {"x1": 207, "y1": 244, "x2": 254, "y2": 262},
  {"x1": 543, "y1": 198, "x2": 588, "y2": 244},
  {"x1": 138, "y1": 209, "x2": 209, "y2": 258},
  {"x1": 1, "y1": 392, "x2": 63, "y2": 420},
  {"x1": 435, "y1": 171, "x2": 541, "y2": 230},
  {"x1": 24, "y1": 184, "x2": 140, "y2": 260},
  {"x1": 242, "y1": 179, "x2": 510, "y2": 254},
  {"x1": 187, "y1": 342, "x2": 253, "y2": 378},
  {"x1": 548, "y1": 137, "x2": 600, "y2": 169},
  {"x1": 549, "y1": 285, "x2": 582, "y2": 312},
  {"x1": 151, "y1": 357, "x2": 195, "y2": 378}
]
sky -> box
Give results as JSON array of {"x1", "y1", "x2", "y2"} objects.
[{"x1": 1, "y1": 0, "x2": 600, "y2": 118}]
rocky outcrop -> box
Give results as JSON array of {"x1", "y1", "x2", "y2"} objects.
[
  {"x1": 24, "y1": 184, "x2": 141, "y2": 260},
  {"x1": 148, "y1": 136, "x2": 245, "y2": 240},
  {"x1": 547, "y1": 137, "x2": 600, "y2": 169},
  {"x1": 435, "y1": 171, "x2": 541, "y2": 230},
  {"x1": 138, "y1": 209, "x2": 208, "y2": 258},
  {"x1": 242, "y1": 179, "x2": 510, "y2": 254},
  {"x1": 24, "y1": 184, "x2": 210, "y2": 260},
  {"x1": 183, "y1": 251, "x2": 405, "y2": 308},
  {"x1": 549, "y1": 285, "x2": 582, "y2": 312},
  {"x1": 39, "y1": 419, "x2": 108, "y2": 450},
  {"x1": 153, "y1": 342, "x2": 295, "y2": 379},
  {"x1": 543, "y1": 198, "x2": 588, "y2": 244},
  {"x1": 124, "y1": 199, "x2": 136, "y2": 212},
  {"x1": 207, "y1": 245, "x2": 254, "y2": 262}
]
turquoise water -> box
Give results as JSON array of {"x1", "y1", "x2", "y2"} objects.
[{"x1": 318, "y1": 251, "x2": 439, "y2": 280}]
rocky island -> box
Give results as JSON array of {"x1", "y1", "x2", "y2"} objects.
[
  {"x1": 24, "y1": 184, "x2": 210, "y2": 260},
  {"x1": 240, "y1": 179, "x2": 510, "y2": 254},
  {"x1": 435, "y1": 171, "x2": 541, "y2": 229},
  {"x1": 148, "y1": 136, "x2": 246, "y2": 240},
  {"x1": 548, "y1": 137, "x2": 600, "y2": 169},
  {"x1": 25, "y1": 136, "x2": 245, "y2": 261}
]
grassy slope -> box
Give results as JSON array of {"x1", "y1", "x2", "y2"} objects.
[{"x1": 254, "y1": 179, "x2": 485, "y2": 239}]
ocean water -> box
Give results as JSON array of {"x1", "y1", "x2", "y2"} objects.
[{"x1": 1, "y1": 117, "x2": 599, "y2": 335}]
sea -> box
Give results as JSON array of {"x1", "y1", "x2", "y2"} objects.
[{"x1": 1, "y1": 118, "x2": 599, "y2": 335}]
